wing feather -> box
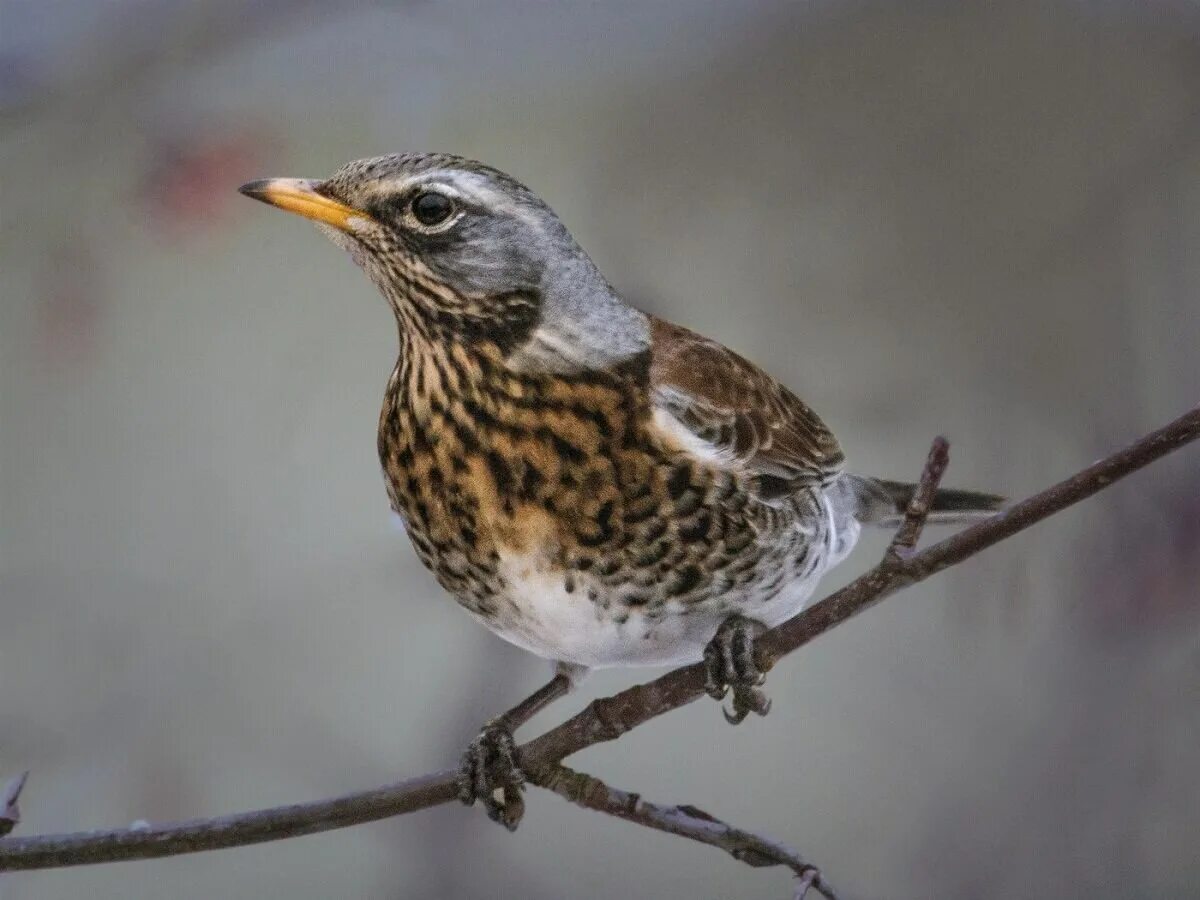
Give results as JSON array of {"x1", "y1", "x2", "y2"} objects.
[{"x1": 649, "y1": 317, "x2": 844, "y2": 489}]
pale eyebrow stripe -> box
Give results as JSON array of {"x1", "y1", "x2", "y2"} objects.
[{"x1": 364, "y1": 170, "x2": 545, "y2": 231}]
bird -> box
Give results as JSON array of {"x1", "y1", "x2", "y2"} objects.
[{"x1": 239, "y1": 154, "x2": 1004, "y2": 829}]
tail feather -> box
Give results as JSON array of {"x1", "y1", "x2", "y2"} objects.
[{"x1": 841, "y1": 475, "x2": 1006, "y2": 527}]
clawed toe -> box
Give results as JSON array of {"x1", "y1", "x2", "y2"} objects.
[
  {"x1": 457, "y1": 719, "x2": 526, "y2": 830},
  {"x1": 703, "y1": 615, "x2": 771, "y2": 725}
]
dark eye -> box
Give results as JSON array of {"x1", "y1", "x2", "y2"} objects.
[{"x1": 411, "y1": 191, "x2": 455, "y2": 226}]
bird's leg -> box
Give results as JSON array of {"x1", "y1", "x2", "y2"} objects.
[
  {"x1": 703, "y1": 614, "x2": 771, "y2": 725},
  {"x1": 457, "y1": 663, "x2": 582, "y2": 830}
]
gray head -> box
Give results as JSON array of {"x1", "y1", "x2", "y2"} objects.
[{"x1": 240, "y1": 153, "x2": 648, "y2": 369}]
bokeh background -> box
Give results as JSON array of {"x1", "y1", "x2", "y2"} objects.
[{"x1": 2, "y1": 2, "x2": 1198, "y2": 898}]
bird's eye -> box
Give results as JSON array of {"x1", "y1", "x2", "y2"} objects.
[{"x1": 411, "y1": 191, "x2": 455, "y2": 227}]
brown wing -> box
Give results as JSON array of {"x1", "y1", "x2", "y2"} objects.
[{"x1": 649, "y1": 316, "x2": 844, "y2": 490}]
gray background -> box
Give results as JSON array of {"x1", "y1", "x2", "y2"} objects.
[{"x1": 2, "y1": 2, "x2": 1198, "y2": 898}]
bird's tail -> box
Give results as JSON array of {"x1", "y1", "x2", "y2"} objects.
[{"x1": 839, "y1": 474, "x2": 1006, "y2": 527}]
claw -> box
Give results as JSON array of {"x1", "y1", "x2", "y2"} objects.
[
  {"x1": 457, "y1": 719, "x2": 526, "y2": 830},
  {"x1": 703, "y1": 615, "x2": 771, "y2": 725}
]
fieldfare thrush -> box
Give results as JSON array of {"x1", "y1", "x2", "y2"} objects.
[{"x1": 240, "y1": 154, "x2": 1003, "y2": 829}]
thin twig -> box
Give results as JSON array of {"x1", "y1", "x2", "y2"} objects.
[
  {"x1": 533, "y1": 764, "x2": 839, "y2": 900},
  {"x1": 0, "y1": 773, "x2": 29, "y2": 838},
  {"x1": 1, "y1": 403, "x2": 1198, "y2": 871},
  {"x1": 794, "y1": 868, "x2": 818, "y2": 900},
  {"x1": 884, "y1": 435, "x2": 950, "y2": 565}
]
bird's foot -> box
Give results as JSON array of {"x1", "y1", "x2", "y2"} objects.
[
  {"x1": 457, "y1": 719, "x2": 526, "y2": 830},
  {"x1": 703, "y1": 614, "x2": 771, "y2": 725}
]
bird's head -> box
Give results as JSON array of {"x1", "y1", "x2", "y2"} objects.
[{"x1": 240, "y1": 153, "x2": 647, "y2": 367}]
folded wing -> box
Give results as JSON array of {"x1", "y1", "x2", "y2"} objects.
[{"x1": 649, "y1": 316, "x2": 844, "y2": 495}]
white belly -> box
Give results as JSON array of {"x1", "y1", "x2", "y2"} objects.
[{"x1": 471, "y1": 546, "x2": 840, "y2": 669}]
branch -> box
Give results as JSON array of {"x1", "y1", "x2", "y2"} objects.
[
  {"x1": 2, "y1": 403, "x2": 1197, "y2": 872},
  {"x1": 0, "y1": 773, "x2": 458, "y2": 868},
  {"x1": 519, "y1": 403, "x2": 1200, "y2": 768},
  {"x1": 535, "y1": 764, "x2": 840, "y2": 899}
]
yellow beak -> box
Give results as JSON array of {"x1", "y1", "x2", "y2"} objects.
[{"x1": 238, "y1": 178, "x2": 372, "y2": 232}]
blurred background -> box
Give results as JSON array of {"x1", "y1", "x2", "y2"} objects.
[{"x1": 2, "y1": 2, "x2": 1198, "y2": 898}]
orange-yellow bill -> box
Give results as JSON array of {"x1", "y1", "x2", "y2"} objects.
[{"x1": 238, "y1": 178, "x2": 372, "y2": 232}]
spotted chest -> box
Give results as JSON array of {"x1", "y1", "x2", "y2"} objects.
[{"x1": 376, "y1": 338, "x2": 848, "y2": 667}]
